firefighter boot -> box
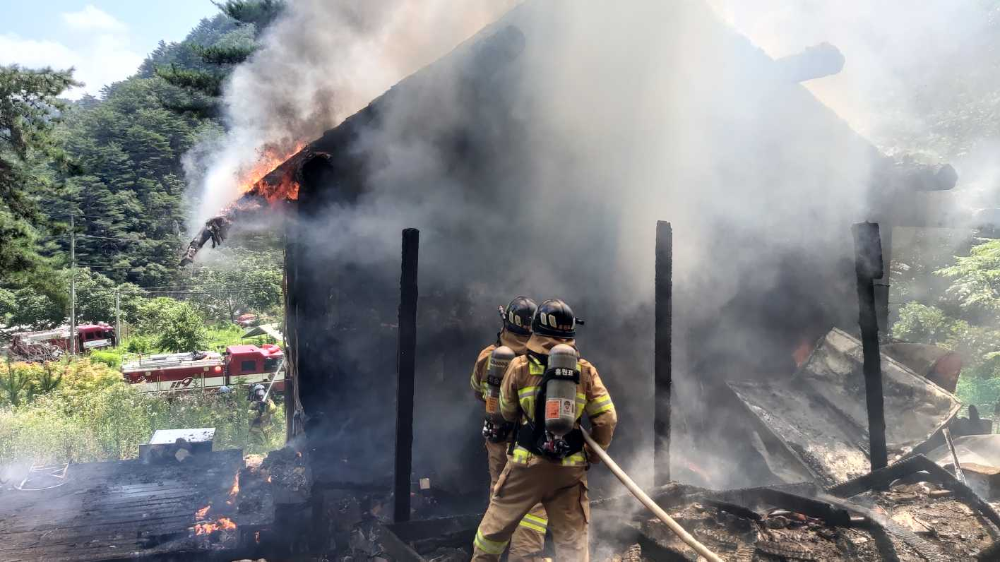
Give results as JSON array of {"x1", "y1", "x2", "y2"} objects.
[{"x1": 473, "y1": 462, "x2": 588, "y2": 562}]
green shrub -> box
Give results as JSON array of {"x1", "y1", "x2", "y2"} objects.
[
  {"x1": 126, "y1": 336, "x2": 153, "y2": 354},
  {"x1": 89, "y1": 349, "x2": 122, "y2": 370}
]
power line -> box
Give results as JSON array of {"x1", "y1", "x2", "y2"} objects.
[{"x1": 75, "y1": 234, "x2": 142, "y2": 242}]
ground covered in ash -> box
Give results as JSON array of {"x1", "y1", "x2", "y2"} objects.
[
  {"x1": 861, "y1": 480, "x2": 998, "y2": 559},
  {"x1": 620, "y1": 503, "x2": 885, "y2": 561},
  {"x1": 601, "y1": 477, "x2": 1000, "y2": 561}
]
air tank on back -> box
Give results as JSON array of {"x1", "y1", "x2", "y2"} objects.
[
  {"x1": 484, "y1": 346, "x2": 515, "y2": 423},
  {"x1": 543, "y1": 344, "x2": 580, "y2": 437}
]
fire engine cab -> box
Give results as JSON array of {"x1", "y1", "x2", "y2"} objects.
[
  {"x1": 8, "y1": 323, "x2": 116, "y2": 359},
  {"x1": 121, "y1": 344, "x2": 285, "y2": 393}
]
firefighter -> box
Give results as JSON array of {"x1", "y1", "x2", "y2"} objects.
[
  {"x1": 470, "y1": 296, "x2": 549, "y2": 560},
  {"x1": 248, "y1": 383, "x2": 276, "y2": 446},
  {"x1": 473, "y1": 299, "x2": 617, "y2": 562}
]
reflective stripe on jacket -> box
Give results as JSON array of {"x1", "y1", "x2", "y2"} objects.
[{"x1": 500, "y1": 338, "x2": 617, "y2": 467}]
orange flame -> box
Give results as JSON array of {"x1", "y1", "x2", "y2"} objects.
[
  {"x1": 238, "y1": 143, "x2": 306, "y2": 202},
  {"x1": 226, "y1": 472, "x2": 240, "y2": 505},
  {"x1": 792, "y1": 338, "x2": 814, "y2": 368},
  {"x1": 195, "y1": 505, "x2": 210, "y2": 520},
  {"x1": 193, "y1": 517, "x2": 237, "y2": 535}
]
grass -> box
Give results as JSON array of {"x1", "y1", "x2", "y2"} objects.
[{"x1": 0, "y1": 358, "x2": 285, "y2": 466}]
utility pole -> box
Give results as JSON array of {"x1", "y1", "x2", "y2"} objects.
[
  {"x1": 70, "y1": 214, "x2": 77, "y2": 355},
  {"x1": 115, "y1": 287, "x2": 121, "y2": 347}
]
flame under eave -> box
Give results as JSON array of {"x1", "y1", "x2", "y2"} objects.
[{"x1": 179, "y1": 145, "x2": 311, "y2": 266}]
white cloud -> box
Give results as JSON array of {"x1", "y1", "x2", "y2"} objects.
[
  {"x1": 0, "y1": 33, "x2": 143, "y2": 99},
  {"x1": 61, "y1": 4, "x2": 126, "y2": 32},
  {"x1": 0, "y1": 5, "x2": 143, "y2": 99}
]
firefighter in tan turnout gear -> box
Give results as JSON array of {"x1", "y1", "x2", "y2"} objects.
[
  {"x1": 470, "y1": 296, "x2": 549, "y2": 560},
  {"x1": 473, "y1": 299, "x2": 617, "y2": 562}
]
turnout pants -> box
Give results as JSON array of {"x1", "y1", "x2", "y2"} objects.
[
  {"x1": 485, "y1": 440, "x2": 547, "y2": 561},
  {"x1": 474, "y1": 460, "x2": 589, "y2": 562}
]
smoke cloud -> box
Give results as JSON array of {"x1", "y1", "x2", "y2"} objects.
[
  {"x1": 186, "y1": 0, "x2": 999, "y2": 494},
  {"x1": 708, "y1": 0, "x2": 1000, "y2": 205},
  {"x1": 192, "y1": 0, "x2": 518, "y2": 224},
  {"x1": 283, "y1": 0, "x2": 873, "y2": 494}
]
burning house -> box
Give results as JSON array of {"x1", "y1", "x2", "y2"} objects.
[
  {"x1": 259, "y1": 0, "x2": 970, "y2": 496},
  {"x1": 10, "y1": 0, "x2": 1000, "y2": 560}
]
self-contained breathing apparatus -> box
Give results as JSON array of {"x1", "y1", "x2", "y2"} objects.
[
  {"x1": 483, "y1": 346, "x2": 516, "y2": 442},
  {"x1": 516, "y1": 344, "x2": 585, "y2": 461}
]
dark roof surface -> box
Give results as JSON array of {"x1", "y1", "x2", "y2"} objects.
[{"x1": 0, "y1": 450, "x2": 245, "y2": 561}]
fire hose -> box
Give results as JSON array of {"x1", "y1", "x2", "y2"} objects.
[
  {"x1": 581, "y1": 428, "x2": 723, "y2": 562},
  {"x1": 260, "y1": 358, "x2": 285, "y2": 404}
]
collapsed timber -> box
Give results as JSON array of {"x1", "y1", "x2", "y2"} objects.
[{"x1": 179, "y1": 149, "x2": 307, "y2": 266}]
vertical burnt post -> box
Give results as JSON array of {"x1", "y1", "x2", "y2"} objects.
[
  {"x1": 654, "y1": 221, "x2": 672, "y2": 486},
  {"x1": 852, "y1": 222, "x2": 888, "y2": 470},
  {"x1": 874, "y1": 225, "x2": 893, "y2": 334},
  {"x1": 283, "y1": 207, "x2": 299, "y2": 441},
  {"x1": 394, "y1": 228, "x2": 419, "y2": 523}
]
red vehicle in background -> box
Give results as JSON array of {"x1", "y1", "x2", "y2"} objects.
[
  {"x1": 121, "y1": 344, "x2": 285, "y2": 393},
  {"x1": 236, "y1": 313, "x2": 258, "y2": 328},
  {"x1": 8, "y1": 323, "x2": 116, "y2": 360}
]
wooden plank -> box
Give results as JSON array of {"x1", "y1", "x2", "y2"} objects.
[{"x1": 0, "y1": 449, "x2": 246, "y2": 561}]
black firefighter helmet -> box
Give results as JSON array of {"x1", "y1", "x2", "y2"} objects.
[
  {"x1": 499, "y1": 296, "x2": 537, "y2": 336},
  {"x1": 531, "y1": 299, "x2": 580, "y2": 339}
]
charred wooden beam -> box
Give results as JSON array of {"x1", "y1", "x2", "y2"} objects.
[
  {"x1": 394, "y1": 228, "x2": 419, "y2": 523},
  {"x1": 654, "y1": 220, "x2": 672, "y2": 486},
  {"x1": 852, "y1": 221, "x2": 888, "y2": 471},
  {"x1": 179, "y1": 195, "x2": 269, "y2": 266}
]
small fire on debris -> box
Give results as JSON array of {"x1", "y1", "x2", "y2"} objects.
[
  {"x1": 193, "y1": 517, "x2": 237, "y2": 535},
  {"x1": 226, "y1": 472, "x2": 240, "y2": 505},
  {"x1": 192, "y1": 503, "x2": 236, "y2": 536},
  {"x1": 792, "y1": 337, "x2": 815, "y2": 368}
]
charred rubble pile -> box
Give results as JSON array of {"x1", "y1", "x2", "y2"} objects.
[{"x1": 593, "y1": 461, "x2": 1000, "y2": 562}]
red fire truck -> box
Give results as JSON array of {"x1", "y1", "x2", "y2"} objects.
[
  {"x1": 121, "y1": 344, "x2": 285, "y2": 393},
  {"x1": 8, "y1": 323, "x2": 116, "y2": 360}
]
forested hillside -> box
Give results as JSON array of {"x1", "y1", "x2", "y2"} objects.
[{"x1": 0, "y1": 1, "x2": 284, "y2": 334}]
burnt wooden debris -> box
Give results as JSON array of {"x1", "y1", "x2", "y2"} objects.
[
  {"x1": 394, "y1": 228, "x2": 420, "y2": 523},
  {"x1": 654, "y1": 220, "x2": 672, "y2": 486},
  {"x1": 853, "y1": 221, "x2": 888, "y2": 470},
  {"x1": 0, "y1": 450, "x2": 259, "y2": 562}
]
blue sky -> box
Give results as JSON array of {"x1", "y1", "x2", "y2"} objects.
[{"x1": 0, "y1": 1, "x2": 221, "y2": 98}]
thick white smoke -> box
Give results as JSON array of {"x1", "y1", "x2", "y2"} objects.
[
  {"x1": 708, "y1": 0, "x2": 1000, "y2": 205},
  {"x1": 276, "y1": 0, "x2": 878, "y2": 494},
  {"x1": 185, "y1": 0, "x2": 1000, "y2": 494},
  {"x1": 192, "y1": 0, "x2": 518, "y2": 224}
]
